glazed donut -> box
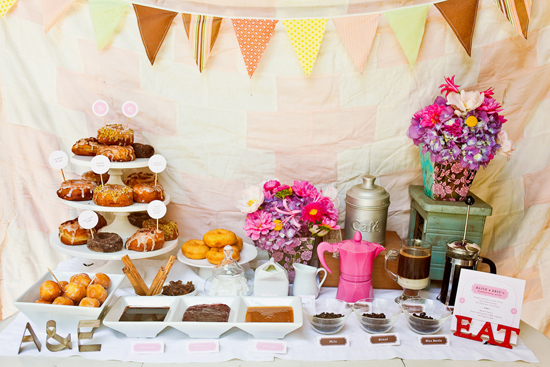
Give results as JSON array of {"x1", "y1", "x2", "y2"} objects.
[
  {"x1": 125, "y1": 228, "x2": 165, "y2": 252},
  {"x1": 181, "y1": 239, "x2": 210, "y2": 260},
  {"x1": 87, "y1": 232, "x2": 123, "y2": 253},
  {"x1": 206, "y1": 247, "x2": 240, "y2": 265},
  {"x1": 203, "y1": 229, "x2": 237, "y2": 248},
  {"x1": 123, "y1": 172, "x2": 154, "y2": 187},
  {"x1": 133, "y1": 182, "x2": 165, "y2": 203},
  {"x1": 57, "y1": 179, "x2": 97, "y2": 201},
  {"x1": 132, "y1": 143, "x2": 155, "y2": 158},
  {"x1": 142, "y1": 218, "x2": 178, "y2": 241},
  {"x1": 97, "y1": 124, "x2": 134, "y2": 146},
  {"x1": 96, "y1": 145, "x2": 135, "y2": 162},
  {"x1": 93, "y1": 184, "x2": 134, "y2": 207},
  {"x1": 58, "y1": 213, "x2": 106, "y2": 246},
  {"x1": 71, "y1": 137, "x2": 104, "y2": 156},
  {"x1": 82, "y1": 171, "x2": 110, "y2": 185}
]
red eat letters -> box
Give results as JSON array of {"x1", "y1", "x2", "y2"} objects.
[{"x1": 453, "y1": 315, "x2": 520, "y2": 349}]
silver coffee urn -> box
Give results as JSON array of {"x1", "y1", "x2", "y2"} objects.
[{"x1": 344, "y1": 175, "x2": 390, "y2": 245}]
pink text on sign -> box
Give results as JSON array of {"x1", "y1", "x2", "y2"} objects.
[
  {"x1": 133, "y1": 343, "x2": 162, "y2": 352},
  {"x1": 256, "y1": 342, "x2": 285, "y2": 352},
  {"x1": 188, "y1": 342, "x2": 217, "y2": 352},
  {"x1": 471, "y1": 284, "x2": 509, "y2": 300}
]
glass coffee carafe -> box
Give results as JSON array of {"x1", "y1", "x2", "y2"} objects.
[{"x1": 384, "y1": 239, "x2": 432, "y2": 303}]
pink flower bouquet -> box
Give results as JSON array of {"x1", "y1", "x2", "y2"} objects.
[{"x1": 236, "y1": 180, "x2": 340, "y2": 281}]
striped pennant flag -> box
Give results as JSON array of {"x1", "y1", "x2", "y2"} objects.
[
  {"x1": 494, "y1": 0, "x2": 531, "y2": 39},
  {"x1": 332, "y1": 14, "x2": 380, "y2": 74},
  {"x1": 182, "y1": 14, "x2": 223, "y2": 73}
]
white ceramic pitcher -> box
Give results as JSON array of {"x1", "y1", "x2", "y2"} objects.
[{"x1": 292, "y1": 263, "x2": 327, "y2": 298}]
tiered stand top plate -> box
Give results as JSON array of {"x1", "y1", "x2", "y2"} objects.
[
  {"x1": 50, "y1": 233, "x2": 179, "y2": 260},
  {"x1": 70, "y1": 155, "x2": 150, "y2": 169}
]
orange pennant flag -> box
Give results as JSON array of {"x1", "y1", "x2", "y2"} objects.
[
  {"x1": 133, "y1": 4, "x2": 177, "y2": 65},
  {"x1": 436, "y1": 0, "x2": 479, "y2": 56},
  {"x1": 333, "y1": 14, "x2": 380, "y2": 74},
  {"x1": 232, "y1": 19, "x2": 278, "y2": 78}
]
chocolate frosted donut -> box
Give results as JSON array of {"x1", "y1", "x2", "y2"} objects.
[
  {"x1": 132, "y1": 143, "x2": 155, "y2": 158},
  {"x1": 87, "y1": 232, "x2": 123, "y2": 253}
]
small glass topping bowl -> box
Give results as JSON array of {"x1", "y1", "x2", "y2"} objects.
[
  {"x1": 401, "y1": 298, "x2": 452, "y2": 335},
  {"x1": 352, "y1": 298, "x2": 402, "y2": 334},
  {"x1": 302, "y1": 298, "x2": 352, "y2": 335}
]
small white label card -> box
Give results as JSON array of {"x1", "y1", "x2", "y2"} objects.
[
  {"x1": 368, "y1": 333, "x2": 400, "y2": 346},
  {"x1": 148, "y1": 154, "x2": 167, "y2": 173},
  {"x1": 418, "y1": 335, "x2": 450, "y2": 347},
  {"x1": 90, "y1": 155, "x2": 110, "y2": 174},
  {"x1": 186, "y1": 340, "x2": 219, "y2": 354},
  {"x1": 78, "y1": 211, "x2": 98, "y2": 229},
  {"x1": 451, "y1": 269, "x2": 525, "y2": 345},
  {"x1": 92, "y1": 100, "x2": 109, "y2": 117},
  {"x1": 253, "y1": 340, "x2": 287, "y2": 354},
  {"x1": 318, "y1": 335, "x2": 349, "y2": 347},
  {"x1": 122, "y1": 101, "x2": 138, "y2": 118},
  {"x1": 131, "y1": 341, "x2": 164, "y2": 354},
  {"x1": 48, "y1": 151, "x2": 68, "y2": 169},
  {"x1": 147, "y1": 200, "x2": 167, "y2": 219}
]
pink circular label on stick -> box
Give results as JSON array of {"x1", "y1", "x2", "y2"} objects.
[
  {"x1": 92, "y1": 100, "x2": 109, "y2": 117},
  {"x1": 78, "y1": 211, "x2": 99, "y2": 229},
  {"x1": 122, "y1": 101, "x2": 138, "y2": 118}
]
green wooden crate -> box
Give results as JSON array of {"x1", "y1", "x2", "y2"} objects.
[{"x1": 407, "y1": 185, "x2": 492, "y2": 280}]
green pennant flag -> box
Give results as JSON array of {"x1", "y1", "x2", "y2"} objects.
[
  {"x1": 384, "y1": 5, "x2": 430, "y2": 68},
  {"x1": 89, "y1": 0, "x2": 128, "y2": 50}
]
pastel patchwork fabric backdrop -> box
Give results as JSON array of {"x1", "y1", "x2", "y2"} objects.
[{"x1": 1, "y1": 0, "x2": 550, "y2": 338}]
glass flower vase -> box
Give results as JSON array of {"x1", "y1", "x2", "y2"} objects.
[
  {"x1": 420, "y1": 145, "x2": 477, "y2": 202},
  {"x1": 267, "y1": 237, "x2": 315, "y2": 284}
]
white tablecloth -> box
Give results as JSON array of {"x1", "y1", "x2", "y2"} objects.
[{"x1": 0, "y1": 257, "x2": 540, "y2": 363}]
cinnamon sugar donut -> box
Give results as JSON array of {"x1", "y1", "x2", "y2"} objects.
[
  {"x1": 71, "y1": 137, "x2": 104, "y2": 156},
  {"x1": 87, "y1": 232, "x2": 123, "y2": 253},
  {"x1": 203, "y1": 229, "x2": 237, "y2": 248},
  {"x1": 206, "y1": 247, "x2": 240, "y2": 265},
  {"x1": 181, "y1": 239, "x2": 209, "y2": 260},
  {"x1": 93, "y1": 184, "x2": 133, "y2": 207},
  {"x1": 123, "y1": 172, "x2": 154, "y2": 187},
  {"x1": 57, "y1": 179, "x2": 97, "y2": 201},
  {"x1": 125, "y1": 228, "x2": 165, "y2": 252},
  {"x1": 58, "y1": 213, "x2": 107, "y2": 245},
  {"x1": 82, "y1": 171, "x2": 110, "y2": 185},
  {"x1": 96, "y1": 145, "x2": 135, "y2": 162},
  {"x1": 97, "y1": 124, "x2": 134, "y2": 146},
  {"x1": 133, "y1": 182, "x2": 165, "y2": 203}
]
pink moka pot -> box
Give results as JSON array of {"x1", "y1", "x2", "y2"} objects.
[{"x1": 317, "y1": 231, "x2": 384, "y2": 302}]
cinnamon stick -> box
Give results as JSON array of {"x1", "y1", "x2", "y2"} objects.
[
  {"x1": 149, "y1": 256, "x2": 176, "y2": 296},
  {"x1": 147, "y1": 266, "x2": 165, "y2": 296},
  {"x1": 121, "y1": 255, "x2": 148, "y2": 296},
  {"x1": 122, "y1": 267, "x2": 146, "y2": 296}
]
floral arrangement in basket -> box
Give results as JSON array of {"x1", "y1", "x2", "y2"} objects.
[
  {"x1": 407, "y1": 76, "x2": 515, "y2": 201},
  {"x1": 236, "y1": 180, "x2": 339, "y2": 280}
]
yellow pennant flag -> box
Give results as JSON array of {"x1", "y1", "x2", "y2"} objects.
[
  {"x1": 283, "y1": 19, "x2": 328, "y2": 76},
  {"x1": 0, "y1": 0, "x2": 17, "y2": 18}
]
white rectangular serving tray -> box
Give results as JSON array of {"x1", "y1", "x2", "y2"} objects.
[
  {"x1": 13, "y1": 271, "x2": 125, "y2": 331},
  {"x1": 103, "y1": 296, "x2": 303, "y2": 339}
]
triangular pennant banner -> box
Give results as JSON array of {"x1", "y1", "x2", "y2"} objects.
[
  {"x1": 232, "y1": 19, "x2": 278, "y2": 78},
  {"x1": 436, "y1": 0, "x2": 479, "y2": 56},
  {"x1": 89, "y1": 0, "x2": 128, "y2": 50},
  {"x1": 182, "y1": 14, "x2": 223, "y2": 73},
  {"x1": 133, "y1": 4, "x2": 177, "y2": 65},
  {"x1": 42, "y1": 0, "x2": 75, "y2": 33},
  {"x1": 0, "y1": 0, "x2": 17, "y2": 18},
  {"x1": 283, "y1": 19, "x2": 328, "y2": 76},
  {"x1": 384, "y1": 5, "x2": 430, "y2": 68},
  {"x1": 332, "y1": 14, "x2": 380, "y2": 74},
  {"x1": 494, "y1": 0, "x2": 530, "y2": 39}
]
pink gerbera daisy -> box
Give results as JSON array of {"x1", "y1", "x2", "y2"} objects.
[{"x1": 302, "y1": 202, "x2": 327, "y2": 223}]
